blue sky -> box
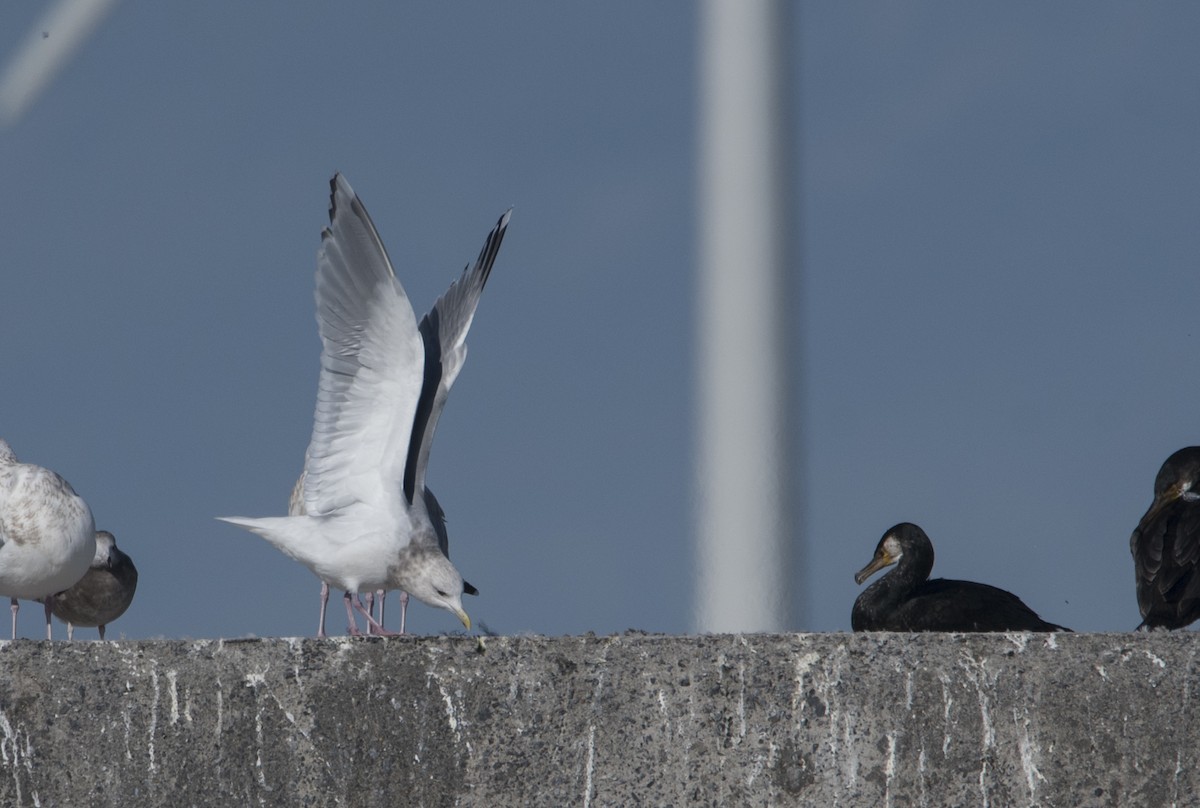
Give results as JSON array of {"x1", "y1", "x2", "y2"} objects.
[{"x1": 1, "y1": 3, "x2": 1198, "y2": 639}]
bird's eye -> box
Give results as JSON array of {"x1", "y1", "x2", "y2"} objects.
[{"x1": 435, "y1": 588, "x2": 448, "y2": 597}]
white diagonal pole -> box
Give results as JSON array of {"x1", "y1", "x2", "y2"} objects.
[
  {"x1": 0, "y1": 0, "x2": 119, "y2": 128},
  {"x1": 695, "y1": 0, "x2": 799, "y2": 632}
]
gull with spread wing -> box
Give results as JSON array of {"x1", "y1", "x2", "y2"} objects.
[{"x1": 221, "y1": 173, "x2": 508, "y2": 636}]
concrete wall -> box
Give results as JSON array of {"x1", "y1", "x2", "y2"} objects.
[{"x1": 0, "y1": 632, "x2": 1194, "y2": 806}]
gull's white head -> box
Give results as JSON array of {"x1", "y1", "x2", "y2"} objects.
[
  {"x1": 0, "y1": 439, "x2": 16, "y2": 464},
  {"x1": 402, "y1": 552, "x2": 471, "y2": 630},
  {"x1": 92, "y1": 530, "x2": 117, "y2": 567}
]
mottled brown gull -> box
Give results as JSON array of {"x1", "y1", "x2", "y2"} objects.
[{"x1": 50, "y1": 529, "x2": 137, "y2": 639}]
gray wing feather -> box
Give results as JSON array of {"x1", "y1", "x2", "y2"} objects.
[
  {"x1": 304, "y1": 174, "x2": 425, "y2": 515},
  {"x1": 404, "y1": 209, "x2": 511, "y2": 503}
]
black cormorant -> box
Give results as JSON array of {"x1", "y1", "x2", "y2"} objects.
[
  {"x1": 851, "y1": 522, "x2": 1069, "y2": 632},
  {"x1": 1131, "y1": 446, "x2": 1200, "y2": 630}
]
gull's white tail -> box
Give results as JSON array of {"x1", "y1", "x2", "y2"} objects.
[{"x1": 217, "y1": 515, "x2": 331, "y2": 569}]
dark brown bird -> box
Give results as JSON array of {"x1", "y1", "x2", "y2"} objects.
[
  {"x1": 49, "y1": 530, "x2": 137, "y2": 639},
  {"x1": 852, "y1": 522, "x2": 1069, "y2": 632},
  {"x1": 1131, "y1": 447, "x2": 1200, "y2": 630}
]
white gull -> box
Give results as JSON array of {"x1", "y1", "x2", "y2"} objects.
[
  {"x1": 0, "y1": 438, "x2": 96, "y2": 639},
  {"x1": 221, "y1": 173, "x2": 508, "y2": 636}
]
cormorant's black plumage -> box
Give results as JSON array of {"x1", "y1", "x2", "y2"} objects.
[
  {"x1": 1131, "y1": 447, "x2": 1200, "y2": 630},
  {"x1": 851, "y1": 522, "x2": 1068, "y2": 632}
]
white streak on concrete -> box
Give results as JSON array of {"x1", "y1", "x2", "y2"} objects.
[
  {"x1": 437, "y1": 680, "x2": 459, "y2": 737},
  {"x1": 0, "y1": 709, "x2": 16, "y2": 763},
  {"x1": 253, "y1": 708, "x2": 268, "y2": 800},
  {"x1": 842, "y1": 710, "x2": 859, "y2": 786},
  {"x1": 794, "y1": 650, "x2": 820, "y2": 676},
  {"x1": 583, "y1": 724, "x2": 596, "y2": 808},
  {"x1": 884, "y1": 731, "x2": 897, "y2": 808},
  {"x1": 167, "y1": 670, "x2": 180, "y2": 725},
  {"x1": 917, "y1": 743, "x2": 929, "y2": 808},
  {"x1": 122, "y1": 711, "x2": 132, "y2": 761},
  {"x1": 791, "y1": 650, "x2": 821, "y2": 722},
  {"x1": 0, "y1": 710, "x2": 26, "y2": 805},
  {"x1": 215, "y1": 678, "x2": 224, "y2": 738},
  {"x1": 958, "y1": 650, "x2": 999, "y2": 808},
  {"x1": 1015, "y1": 708, "x2": 1045, "y2": 801},
  {"x1": 1144, "y1": 650, "x2": 1167, "y2": 669},
  {"x1": 737, "y1": 661, "x2": 747, "y2": 738},
  {"x1": 148, "y1": 667, "x2": 159, "y2": 772},
  {"x1": 938, "y1": 673, "x2": 954, "y2": 757},
  {"x1": 1174, "y1": 749, "x2": 1184, "y2": 807}
]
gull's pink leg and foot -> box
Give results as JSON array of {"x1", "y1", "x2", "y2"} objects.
[
  {"x1": 317, "y1": 581, "x2": 330, "y2": 638},
  {"x1": 352, "y1": 594, "x2": 399, "y2": 636},
  {"x1": 43, "y1": 599, "x2": 53, "y2": 640},
  {"x1": 365, "y1": 590, "x2": 389, "y2": 635},
  {"x1": 341, "y1": 591, "x2": 363, "y2": 637}
]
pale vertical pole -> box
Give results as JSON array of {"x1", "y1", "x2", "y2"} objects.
[{"x1": 695, "y1": 0, "x2": 799, "y2": 632}]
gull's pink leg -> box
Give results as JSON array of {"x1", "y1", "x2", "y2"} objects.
[
  {"x1": 317, "y1": 582, "x2": 330, "y2": 638},
  {"x1": 365, "y1": 591, "x2": 378, "y2": 635},
  {"x1": 43, "y1": 599, "x2": 53, "y2": 640},
  {"x1": 9, "y1": 598, "x2": 17, "y2": 639},
  {"x1": 342, "y1": 591, "x2": 362, "y2": 637},
  {"x1": 367, "y1": 590, "x2": 387, "y2": 636},
  {"x1": 351, "y1": 594, "x2": 399, "y2": 636},
  {"x1": 398, "y1": 591, "x2": 409, "y2": 635}
]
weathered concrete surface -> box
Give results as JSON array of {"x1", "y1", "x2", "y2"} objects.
[{"x1": 0, "y1": 632, "x2": 1195, "y2": 806}]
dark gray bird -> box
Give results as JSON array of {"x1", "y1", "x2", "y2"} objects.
[
  {"x1": 852, "y1": 522, "x2": 1069, "y2": 632},
  {"x1": 49, "y1": 530, "x2": 137, "y2": 640},
  {"x1": 1131, "y1": 446, "x2": 1200, "y2": 630}
]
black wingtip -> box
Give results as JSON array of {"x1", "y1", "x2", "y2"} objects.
[
  {"x1": 464, "y1": 581, "x2": 479, "y2": 596},
  {"x1": 473, "y1": 208, "x2": 511, "y2": 291},
  {"x1": 327, "y1": 173, "x2": 342, "y2": 225}
]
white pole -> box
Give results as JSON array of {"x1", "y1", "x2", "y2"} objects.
[
  {"x1": 0, "y1": 0, "x2": 120, "y2": 128},
  {"x1": 695, "y1": 0, "x2": 798, "y2": 633}
]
